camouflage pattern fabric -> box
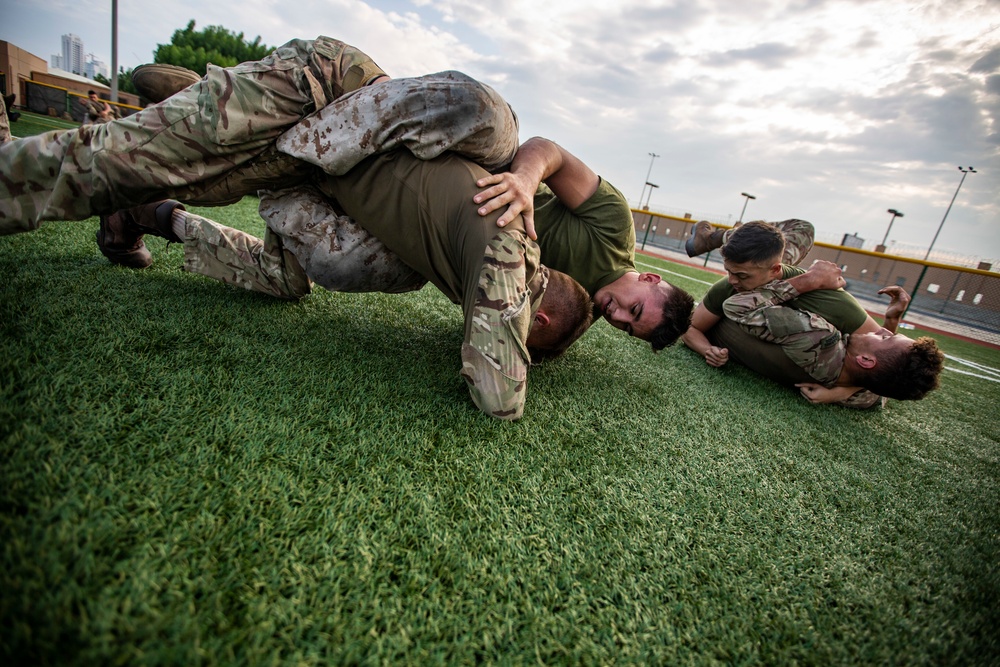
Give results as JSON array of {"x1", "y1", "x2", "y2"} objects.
[
  {"x1": 258, "y1": 186, "x2": 427, "y2": 294},
  {"x1": 181, "y1": 211, "x2": 313, "y2": 300},
  {"x1": 461, "y1": 231, "x2": 546, "y2": 421},
  {"x1": 277, "y1": 70, "x2": 519, "y2": 176},
  {"x1": 181, "y1": 187, "x2": 427, "y2": 299},
  {"x1": 722, "y1": 279, "x2": 846, "y2": 387},
  {"x1": 722, "y1": 218, "x2": 815, "y2": 265},
  {"x1": 0, "y1": 95, "x2": 10, "y2": 144},
  {"x1": 0, "y1": 36, "x2": 384, "y2": 233},
  {"x1": 181, "y1": 200, "x2": 543, "y2": 420},
  {"x1": 82, "y1": 98, "x2": 115, "y2": 124}
]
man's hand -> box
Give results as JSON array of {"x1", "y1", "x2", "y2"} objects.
[
  {"x1": 474, "y1": 171, "x2": 539, "y2": 239},
  {"x1": 704, "y1": 345, "x2": 729, "y2": 367},
  {"x1": 798, "y1": 260, "x2": 846, "y2": 292},
  {"x1": 878, "y1": 285, "x2": 910, "y2": 333}
]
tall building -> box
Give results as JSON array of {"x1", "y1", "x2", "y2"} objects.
[
  {"x1": 85, "y1": 54, "x2": 108, "y2": 80},
  {"x1": 61, "y1": 33, "x2": 85, "y2": 75}
]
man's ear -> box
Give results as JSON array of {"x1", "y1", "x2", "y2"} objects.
[
  {"x1": 638, "y1": 272, "x2": 663, "y2": 284},
  {"x1": 855, "y1": 353, "x2": 877, "y2": 370},
  {"x1": 768, "y1": 262, "x2": 783, "y2": 279},
  {"x1": 533, "y1": 311, "x2": 551, "y2": 328}
]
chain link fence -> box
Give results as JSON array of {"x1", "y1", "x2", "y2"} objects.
[
  {"x1": 23, "y1": 80, "x2": 139, "y2": 123},
  {"x1": 632, "y1": 211, "x2": 1000, "y2": 346}
]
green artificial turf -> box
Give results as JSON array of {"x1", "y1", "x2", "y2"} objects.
[{"x1": 1, "y1": 196, "x2": 998, "y2": 663}]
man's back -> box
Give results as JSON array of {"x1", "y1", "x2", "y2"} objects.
[
  {"x1": 532, "y1": 179, "x2": 635, "y2": 297},
  {"x1": 317, "y1": 150, "x2": 535, "y2": 318},
  {"x1": 318, "y1": 149, "x2": 542, "y2": 419}
]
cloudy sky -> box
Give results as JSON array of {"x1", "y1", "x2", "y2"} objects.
[{"x1": 4, "y1": 0, "x2": 999, "y2": 264}]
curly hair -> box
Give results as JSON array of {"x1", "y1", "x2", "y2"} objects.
[
  {"x1": 528, "y1": 270, "x2": 594, "y2": 362},
  {"x1": 720, "y1": 221, "x2": 785, "y2": 266},
  {"x1": 860, "y1": 336, "x2": 945, "y2": 400},
  {"x1": 649, "y1": 283, "x2": 695, "y2": 352}
]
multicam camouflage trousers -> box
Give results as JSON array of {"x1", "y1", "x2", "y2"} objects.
[
  {"x1": 0, "y1": 36, "x2": 518, "y2": 236},
  {"x1": 0, "y1": 37, "x2": 374, "y2": 232},
  {"x1": 722, "y1": 219, "x2": 815, "y2": 265},
  {"x1": 181, "y1": 186, "x2": 427, "y2": 300}
]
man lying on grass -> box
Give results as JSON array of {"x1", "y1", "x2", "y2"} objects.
[
  {"x1": 682, "y1": 220, "x2": 944, "y2": 405},
  {"x1": 0, "y1": 36, "x2": 693, "y2": 353},
  {"x1": 100, "y1": 148, "x2": 593, "y2": 421}
]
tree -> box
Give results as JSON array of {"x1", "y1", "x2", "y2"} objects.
[
  {"x1": 94, "y1": 68, "x2": 138, "y2": 95},
  {"x1": 153, "y1": 20, "x2": 273, "y2": 76}
]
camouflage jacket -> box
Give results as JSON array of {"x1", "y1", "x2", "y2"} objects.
[
  {"x1": 461, "y1": 231, "x2": 546, "y2": 421},
  {"x1": 722, "y1": 280, "x2": 883, "y2": 409}
]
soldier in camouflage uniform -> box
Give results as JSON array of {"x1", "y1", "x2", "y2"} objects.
[
  {"x1": 0, "y1": 37, "x2": 517, "y2": 234},
  {"x1": 721, "y1": 260, "x2": 944, "y2": 402},
  {"x1": 684, "y1": 220, "x2": 891, "y2": 407},
  {"x1": 0, "y1": 94, "x2": 11, "y2": 144},
  {"x1": 108, "y1": 149, "x2": 592, "y2": 421}
]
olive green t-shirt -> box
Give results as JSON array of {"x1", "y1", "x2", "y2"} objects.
[
  {"x1": 701, "y1": 265, "x2": 868, "y2": 333},
  {"x1": 533, "y1": 178, "x2": 635, "y2": 296}
]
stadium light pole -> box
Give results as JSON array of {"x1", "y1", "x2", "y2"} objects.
[
  {"x1": 738, "y1": 192, "x2": 756, "y2": 223},
  {"x1": 924, "y1": 166, "x2": 976, "y2": 261},
  {"x1": 639, "y1": 152, "x2": 660, "y2": 208},
  {"x1": 640, "y1": 182, "x2": 660, "y2": 249},
  {"x1": 881, "y1": 208, "x2": 904, "y2": 247},
  {"x1": 110, "y1": 0, "x2": 118, "y2": 102}
]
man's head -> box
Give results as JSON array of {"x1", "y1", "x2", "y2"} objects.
[
  {"x1": 844, "y1": 329, "x2": 944, "y2": 400},
  {"x1": 592, "y1": 271, "x2": 694, "y2": 351},
  {"x1": 527, "y1": 268, "x2": 593, "y2": 361},
  {"x1": 88, "y1": 90, "x2": 98, "y2": 100},
  {"x1": 721, "y1": 221, "x2": 785, "y2": 292}
]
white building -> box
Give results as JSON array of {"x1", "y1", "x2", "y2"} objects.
[
  {"x1": 85, "y1": 54, "x2": 109, "y2": 80},
  {"x1": 61, "y1": 33, "x2": 85, "y2": 76}
]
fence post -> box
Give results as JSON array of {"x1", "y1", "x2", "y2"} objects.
[{"x1": 901, "y1": 264, "x2": 929, "y2": 321}]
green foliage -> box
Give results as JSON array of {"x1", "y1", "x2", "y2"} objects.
[
  {"x1": 94, "y1": 67, "x2": 138, "y2": 95},
  {"x1": 1, "y1": 201, "x2": 997, "y2": 665},
  {"x1": 153, "y1": 19, "x2": 273, "y2": 76}
]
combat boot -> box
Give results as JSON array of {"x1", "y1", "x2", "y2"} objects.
[
  {"x1": 684, "y1": 221, "x2": 727, "y2": 257},
  {"x1": 97, "y1": 200, "x2": 185, "y2": 269}
]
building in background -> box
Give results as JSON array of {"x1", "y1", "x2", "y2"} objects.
[
  {"x1": 84, "y1": 54, "x2": 108, "y2": 80},
  {"x1": 60, "y1": 33, "x2": 84, "y2": 76}
]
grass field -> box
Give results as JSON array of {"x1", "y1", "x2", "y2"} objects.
[{"x1": 2, "y1": 119, "x2": 998, "y2": 664}]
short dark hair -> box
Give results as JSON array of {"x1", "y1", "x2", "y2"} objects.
[
  {"x1": 721, "y1": 221, "x2": 785, "y2": 265},
  {"x1": 649, "y1": 283, "x2": 695, "y2": 352},
  {"x1": 860, "y1": 336, "x2": 944, "y2": 400},
  {"x1": 529, "y1": 270, "x2": 593, "y2": 362},
  {"x1": 88, "y1": 90, "x2": 97, "y2": 96}
]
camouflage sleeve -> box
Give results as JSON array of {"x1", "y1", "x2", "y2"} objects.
[
  {"x1": 723, "y1": 280, "x2": 845, "y2": 386},
  {"x1": 460, "y1": 231, "x2": 535, "y2": 421},
  {"x1": 836, "y1": 389, "x2": 887, "y2": 410}
]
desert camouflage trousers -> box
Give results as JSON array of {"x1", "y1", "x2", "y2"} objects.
[
  {"x1": 277, "y1": 70, "x2": 518, "y2": 176},
  {"x1": 723, "y1": 219, "x2": 815, "y2": 265},
  {"x1": 0, "y1": 36, "x2": 384, "y2": 233},
  {"x1": 181, "y1": 186, "x2": 427, "y2": 300}
]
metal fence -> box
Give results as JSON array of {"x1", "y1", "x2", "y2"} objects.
[
  {"x1": 23, "y1": 80, "x2": 139, "y2": 123},
  {"x1": 632, "y1": 210, "x2": 1000, "y2": 345}
]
